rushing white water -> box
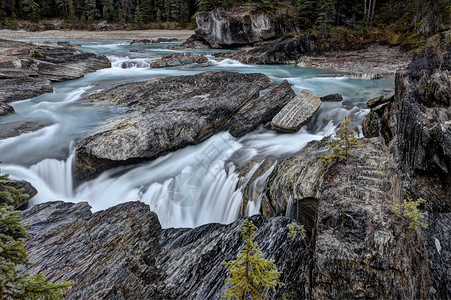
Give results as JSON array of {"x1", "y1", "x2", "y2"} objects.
[{"x1": 0, "y1": 39, "x2": 394, "y2": 228}]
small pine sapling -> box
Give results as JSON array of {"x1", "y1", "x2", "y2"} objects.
[
  {"x1": 223, "y1": 219, "x2": 283, "y2": 300},
  {"x1": 322, "y1": 115, "x2": 360, "y2": 164},
  {"x1": 0, "y1": 162, "x2": 73, "y2": 298},
  {"x1": 391, "y1": 198, "x2": 428, "y2": 230}
]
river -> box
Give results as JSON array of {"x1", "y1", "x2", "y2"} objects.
[{"x1": 0, "y1": 39, "x2": 394, "y2": 228}]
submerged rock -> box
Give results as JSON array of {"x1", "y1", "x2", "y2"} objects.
[
  {"x1": 130, "y1": 38, "x2": 179, "y2": 45},
  {"x1": 75, "y1": 71, "x2": 273, "y2": 181},
  {"x1": 320, "y1": 93, "x2": 343, "y2": 102},
  {"x1": 229, "y1": 80, "x2": 295, "y2": 137},
  {"x1": 271, "y1": 89, "x2": 321, "y2": 133},
  {"x1": 0, "y1": 39, "x2": 110, "y2": 103},
  {"x1": 150, "y1": 52, "x2": 209, "y2": 68}
]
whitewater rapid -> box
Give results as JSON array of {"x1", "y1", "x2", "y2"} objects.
[{"x1": 0, "y1": 39, "x2": 394, "y2": 228}]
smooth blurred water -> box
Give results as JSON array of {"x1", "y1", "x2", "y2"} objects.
[{"x1": 0, "y1": 39, "x2": 394, "y2": 228}]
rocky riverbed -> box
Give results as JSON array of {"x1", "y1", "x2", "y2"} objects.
[{"x1": 0, "y1": 39, "x2": 110, "y2": 103}]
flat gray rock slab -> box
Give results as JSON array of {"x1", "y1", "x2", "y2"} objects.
[{"x1": 271, "y1": 89, "x2": 321, "y2": 133}]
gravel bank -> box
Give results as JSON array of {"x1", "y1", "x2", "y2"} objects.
[{"x1": 0, "y1": 29, "x2": 194, "y2": 40}]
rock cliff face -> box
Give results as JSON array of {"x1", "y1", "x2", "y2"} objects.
[
  {"x1": 365, "y1": 31, "x2": 450, "y2": 212},
  {"x1": 0, "y1": 39, "x2": 111, "y2": 103},
  {"x1": 310, "y1": 138, "x2": 430, "y2": 299},
  {"x1": 194, "y1": 7, "x2": 286, "y2": 48},
  {"x1": 23, "y1": 201, "x2": 163, "y2": 299},
  {"x1": 23, "y1": 201, "x2": 308, "y2": 299},
  {"x1": 391, "y1": 31, "x2": 450, "y2": 212}
]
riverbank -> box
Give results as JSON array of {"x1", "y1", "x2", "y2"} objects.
[{"x1": 0, "y1": 29, "x2": 194, "y2": 40}]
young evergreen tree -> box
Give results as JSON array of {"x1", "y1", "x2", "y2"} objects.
[
  {"x1": 322, "y1": 115, "x2": 360, "y2": 164},
  {"x1": 223, "y1": 219, "x2": 283, "y2": 300},
  {"x1": 0, "y1": 163, "x2": 73, "y2": 298}
]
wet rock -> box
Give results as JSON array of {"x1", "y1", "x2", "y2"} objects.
[
  {"x1": 320, "y1": 93, "x2": 343, "y2": 102},
  {"x1": 0, "y1": 77, "x2": 53, "y2": 103},
  {"x1": 310, "y1": 138, "x2": 430, "y2": 299},
  {"x1": 22, "y1": 201, "x2": 308, "y2": 299},
  {"x1": 0, "y1": 39, "x2": 111, "y2": 102},
  {"x1": 222, "y1": 35, "x2": 319, "y2": 64},
  {"x1": 130, "y1": 38, "x2": 179, "y2": 45},
  {"x1": 150, "y1": 52, "x2": 209, "y2": 68},
  {"x1": 349, "y1": 72, "x2": 382, "y2": 79},
  {"x1": 194, "y1": 7, "x2": 286, "y2": 48},
  {"x1": 0, "y1": 179, "x2": 37, "y2": 208},
  {"x1": 229, "y1": 80, "x2": 295, "y2": 137},
  {"x1": 75, "y1": 71, "x2": 273, "y2": 181},
  {"x1": 362, "y1": 95, "x2": 395, "y2": 141},
  {"x1": 271, "y1": 89, "x2": 321, "y2": 133},
  {"x1": 0, "y1": 102, "x2": 14, "y2": 116},
  {"x1": 23, "y1": 201, "x2": 163, "y2": 300},
  {"x1": 423, "y1": 213, "x2": 451, "y2": 299},
  {"x1": 0, "y1": 120, "x2": 53, "y2": 139},
  {"x1": 167, "y1": 34, "x2": 211, "y2": 50},
  {"x1": 260, "y1": 138, "x2": 330, "y2": 231}
]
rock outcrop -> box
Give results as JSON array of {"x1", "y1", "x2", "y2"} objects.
[
  {"x1": 194, "y1": 7, "x2": 287, "y2": 48},
  {"x1": 366, "y1": 30, "x2": 450, "y2": 212},
  {"x1": 75, "y1": 71, "x2": 273, "y2": 181},
  {"x1": 23, "y1": 201, "x2": 308, "y2": 299},
  {"x1": 229, "y1": 80, "x2": 295, "y2": 137},
  {"x1": 23, "y1": 201, "x2": 163, "y2": 299},
  {"x1": 423, "y1": 213, "x2": 451, "y2": 299},
  {"x1": 271, "y1": 89, "x2": 321, "y2": 133},
  {"x1": 310, "y1": 138, "x2": 430, "y2": 299},
  {"x1": 150, "y1": 52, "x2": 209, "y2": 68},
  {"x1": 0, "y1": 39, "x2": 111, "y2": 103}
]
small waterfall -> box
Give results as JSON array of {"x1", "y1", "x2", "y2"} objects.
[
  {"x1": 285, "y1": 196, "x2": 293, "y2": 218},
  {"x1": 107, "y1": 55, "x2": 157, "y2": 69},
  {"x1": 245, "y1": 163, "x2": 276, "y2": 216}
]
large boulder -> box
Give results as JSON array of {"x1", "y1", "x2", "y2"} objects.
[
  {"x1": 23, "y1": 201, "x2": 308, "y2": 299},
  {"x1": 310, "y1": 138, "x2": 430, "y2": 299},
  {"x1": 271, "y1": 89, "x2": 321, "y2": 133},
  {"x1": 229, "y1": 80, "x2": 295, "y2": 137},
  {"x1": 0, "y1": 39, "x2": 111, "y2": 103},
  {"x1": 194, "y1": 7, "x2": 287, "y2": 48},
  {"x1": 75, "y1": 71, "x2": 273, "y2": 181}
]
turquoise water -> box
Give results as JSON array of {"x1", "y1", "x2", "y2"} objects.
[{"x1": 1, "y1": 40, "x2": 394, "y2": 227}]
